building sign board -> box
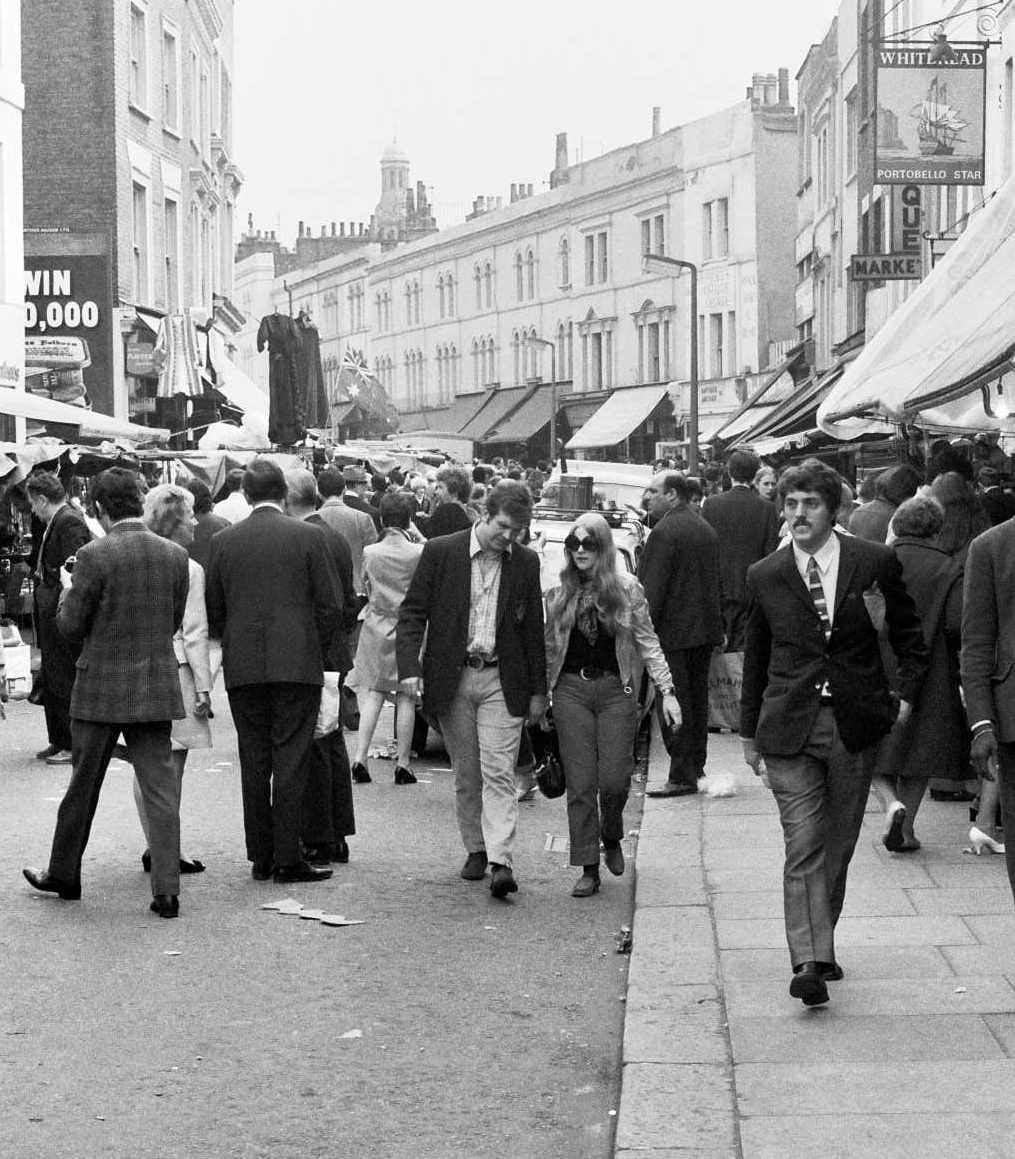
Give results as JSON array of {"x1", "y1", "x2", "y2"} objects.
[
  {"x1": 24, "y1": 255, "x2": 112, "y2": 410},
  {"x1": 874, "y1": 43, "x2": 986, "y2": 185},
  {"x1": 849, "y1": 253, "x2": 922, "y2": 280}
]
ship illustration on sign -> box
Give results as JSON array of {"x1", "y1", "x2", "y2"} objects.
[{"x1": 911, "y1": 76, "x2": 967, "y2": 156}]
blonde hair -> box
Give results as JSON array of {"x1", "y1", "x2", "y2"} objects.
[
  {"x1": 143, "y1": 483, "x2": 193, "y2": 541},
  {"x1": 546, "y1": 512, "x2": 629, "y2": 634}
]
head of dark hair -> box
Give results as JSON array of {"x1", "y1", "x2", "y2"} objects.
[
  {"x1": 892, "y1": 494, "x2": 944, "y2": 540},
  {"x1": 25, "y1": 471, "x2": 66, "y2": 504},
  {"x1": 222, "y1": 467, "x2": 245, "y2": 495},
  {"x1": 370, "y1": 473, "x2": 387, "y2": 494},
  {"x1": 660, "y1": 472, "x2": 691, "y2": 504},
  {"x1": 485, "y1": 479, "x2": 533, "y2": 523},
  {"x1": 90, "y1": 467, "x2": 144, "y2": 521},
  {"x1": 437, "y1": 464, "x2": 470, "y2": 502},
  {"x1": 184, "y1": 477, "x2": 213, "y2": 514},
  {"x1": 472, "y1": 464, "x2": 489, "y2": 484},
  {"x1": 726, "y1": 449, "x2": 761, "y2": 484},
  {"x1": 926, "y1": 444, "x2": 972, "y2": 484},
  {"x1": 876, "y1": 463, "x2": 924, "y2": 505},
  {"x1": 380, "y1": 490, "x2": 412, "y2": 529},
  {"x1": 684, "y1": 476, "x2": 704, "y2": 502},
  {"x1": 776, "y1": 458, "x2": 843, "y2": 518},
  {"x1": 242, "y1": 458, "x2": 287, "y2": 504},
  {"x1": 388, "y1": 468, "x2": 405, "y2": 487},
  {"x1": 317, "y1": 467, "x2": 346, "y2": 497}
]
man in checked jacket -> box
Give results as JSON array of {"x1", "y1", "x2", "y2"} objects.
[{"x1": 23, "y1": 468, "x2": 189, "y2": 919}]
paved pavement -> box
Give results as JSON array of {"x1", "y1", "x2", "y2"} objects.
[{"x1": 616, "y1": 730, "x2": 1015, "y2": 1159}]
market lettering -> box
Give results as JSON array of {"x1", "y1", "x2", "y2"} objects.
[
  {"x1": 25, "y1": 268, "x2": 72, "y2": 297},
  {"x1": 849, "y1": 254, "x2": 923, "y2": 281}
]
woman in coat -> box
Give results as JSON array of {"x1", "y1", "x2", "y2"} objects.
[
  {"x1": 877, "y1": 495, "x2": 966, "y2": 851},
  {"x1": 348, "y1": 491, "x2": 424, "y2": 785},
  {"x1": 135, "y1": 484, "x2": 212, "y2": 874},
  {"x1": 544, "y1": 513, "x2": 681, "y2": 897}
]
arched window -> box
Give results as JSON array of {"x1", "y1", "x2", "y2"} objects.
[
  {"x1": 527, "y1": 327, "x2": 540, "y2": 380},
  {"x1": 405, "y1": 282, "x2": 413, "y2": 326},
  {"x1": 559, "y1": 237, "x2": 570, "y2": 287},
  {"x1": 472, "y1": 337, "x2": 480, "y2": 385},
  {"x1": 474, "y1": 265, "x2": 482, "y2": 310},
  {"x1": 485, "y1": 335, "x2": 496, "y2": 385},
  {"x1": 526, "y1": 249, "x2": 535, "y2": 300},
  {"x1": 448, "y1": 343, "x2": 457, "y2": 394},
  {"x1": 483, "y1": 262, "x2": 493, "y2": 308},
  {"x1": 437, "y1": 275, "x2": 445, "y2": 320},
  {"x1": 515, "y1": 252, "x2": 524, "y2": 301},
  {"x1": 512, "y1": 330, "x2": 522, "y2": 385},
  {"x1": 446, "y1": 275, "x2": 455, "y2": 317}
]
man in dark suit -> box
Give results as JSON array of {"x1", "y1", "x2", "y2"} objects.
[
  {"x1": 206, "y1": 458, "x2": 341, "y2": 884},
  {"x1": 25, "y1": 471, "x2": 92, "y2": 765},
  {"x1": 23, "y1": 468, "x2": 189, "y2": 918},
  {"x1": 424, "y1": 464, "x2": 475, "y2": 539},
  {"x1": 961, "y1": 517, "x2": 1015, "y2": 902},
  {"x1": 639, "y1": 472, "x2": 723, "y2": 797},
  {"x1": 396, "y1": 481, "x2": 546, "y2": 898},
  {"x1": 976, "y1": 467, "x2": 1015, "y2": 527},
  {"x1": 702, "y1": 449, "x2": 780, "y2": 651},
  {"x1": 342, "y1": 464, "x2": 382, "y2": 531},
  {"x1": 741, "y1": 458, "x2": 927, "y2": 1006},
  {"x1": 285, "y1": 467, "x2": 359, "y2": 867}
]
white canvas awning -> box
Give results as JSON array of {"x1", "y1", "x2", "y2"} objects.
[
  {"x1": 817, "y1": 175, "x2": 1015, "y2": 440},
  {"x1": 566, "y1": 384, "x2": 670, "y2": 450},
  {"x1": 0, "y1": 387, "x2": 169, "y2": 444}
]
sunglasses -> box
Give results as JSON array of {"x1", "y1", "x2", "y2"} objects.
[{"x1": 564, "y1": 534, "x2": 599, "y2": 553}]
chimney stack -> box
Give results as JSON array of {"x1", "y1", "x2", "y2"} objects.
[
  {"x1": 298, "y1": 220, "x2": 305, "y2": 238},
  {"x1": 765, "y1": 73, "x2": 778, "y2": 104},
  {"x1": 510, "y1": 183, "x2": 518, "y2": 203},
  {"x1": 331, "y1": 221, "x2": 336, "y2": 236},
  {"x1": 526, "y1": 183, "x2": 533, "y2": 198},
  {"x1": 652, "y1": 106, "x2": 661, "y2": 137},
  {"x1": 339, "y1": 222, "x2": 345, "y2": 236},
  {"x1": 778, "y1": 67, "x2": 790, "y2": 106}
]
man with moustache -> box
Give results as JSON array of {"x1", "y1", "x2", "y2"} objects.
[{"x1": 740, "y1": 459, "x2": 927, "y2": 1007}]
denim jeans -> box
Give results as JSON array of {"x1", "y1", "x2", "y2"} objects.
[{"x1": 553, "y1": 672, "x2": 639, "y2": 867}]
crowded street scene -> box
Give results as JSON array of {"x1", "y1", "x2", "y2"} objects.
[{"x1": 5, "y1": 0, "x2": 1015, "y2": 1156}]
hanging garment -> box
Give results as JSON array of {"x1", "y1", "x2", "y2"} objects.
[
  {"x1": 257, "y1": 312, "x2": 304, "y2": 446},
  {"x1": 295, "y1": 316, "x2": 329, "y2": 430}
]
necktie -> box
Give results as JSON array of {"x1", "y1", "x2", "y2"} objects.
[{"x1": 806, "y1": 555, "x2": 832, "y2": 642}]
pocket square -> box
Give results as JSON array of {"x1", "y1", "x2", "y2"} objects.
[{"x1": 861, "y1": 582, "x2": 886, "y2": 632}]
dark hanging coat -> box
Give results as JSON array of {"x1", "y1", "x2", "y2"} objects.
[
  {"x1": 257, "y1": 312, "x2": 304, "y2": 446},
  {"x1": 295, "y1": 317, "x2": 329, "y2": 430}
]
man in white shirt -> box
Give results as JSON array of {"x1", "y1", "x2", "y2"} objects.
[{"x1": 213, "y1": 469, "x2": 250, "y2": 524}]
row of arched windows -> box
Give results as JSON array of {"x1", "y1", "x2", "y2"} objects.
[
  {"x1": 472, "y1": 335, "x2": 496, "y2": 387},
  {"x1": 405, "y1": 347, "x2": 425, "y2": 408},
  {"x1": 514, "y1": 249, "x2": 536, "y2": 301},
  {"x1": 373, "y1": 355, "x2": 395, "y2": 393},
  {"x1": 435, "y1": 343, "x2": 458, "y2": 403}
]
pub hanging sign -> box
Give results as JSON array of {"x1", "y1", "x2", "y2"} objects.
[{"x1": 874, "y1": 42, "x2": 986, "y2": 185}]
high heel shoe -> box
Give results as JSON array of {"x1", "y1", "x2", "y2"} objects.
[
  {"x1": 394, "y1": 765, "x2": 417, "y2": 785},
  {"x1": 968, "y1": 826, "x2": 1006, "y2": 855},
  {"x1": 351, "y1": 761, "x2": 372, "y2": 784}
]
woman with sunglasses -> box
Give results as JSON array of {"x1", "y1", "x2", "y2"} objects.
[{"x1": 545, "y1": 513, "x2": 681, "y2": 896}]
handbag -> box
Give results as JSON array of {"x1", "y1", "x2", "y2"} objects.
[
  {"x1": 314, "y1": 672, "x2": 343, "y2": 739},
  {"x1": 339, "y1": 684, "x2": 360, "y2": 731},
  {"x1": 535, "y1": 752, "x2": 566, "y2": 799},
  {"x1": 27, "y1": 670, "x2": 45, "y2": 706}
]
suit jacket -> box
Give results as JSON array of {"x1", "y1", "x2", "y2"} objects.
[
  {"x1": 205, "y1": 506, "x2": 340, "y2": 690},
  {"x1": 979, "y1": 487, "x2": 1015, "y2": 528},
  {"x1": 424, "y1": 501, "x2": 474, "y2": 539},
  {"x1": 35, "y1": 503, "x2": 92, "y2": 591},
  {"x1": 961, "y1": 520, "x2": 1015, "y2": 741},
  {"x1": 56, "y1": 520, "x2": 188, "y2": 722},
  {"x1": 305, "y1": 512, "x2": 358, "y2": 674},
  {"x1": 189, "y1": 511, "x2": 230, "y2": 572},
  {"x1": 638, "y1": 506, "x2": 723, "y2": 651},
  {"x1": 315, "y1": 498, "x2": 377, "y2": 592},
  {"x1": 702, "y1": 486, "x2": 780, "y2": 603},
  {"x1": 344, "y1": 491, "x2": 382, "y2": 532},
  {"x1": 395, "y1": 528, "x2": 546, "y2": 719},
  {"x1": 740, "y1": 533, "x2": 928, "y2": 756}
]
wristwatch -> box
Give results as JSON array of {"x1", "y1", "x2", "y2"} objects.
[{"x1": 658, "y1": 685, "x2": 675, "y2": 697}]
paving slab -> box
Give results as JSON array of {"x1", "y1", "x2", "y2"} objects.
[
  {"x1": 981, "y1": 1012, "x2": 1015, "y2": 1053},
  {"x1": 905, "y1": 886, "x2": 1014, "y2": 915},
  {"x1": 712, "y1": 886, "x2": 915, "y2": 922},
  {"x1": 628, "y1": 906, "x2": 718, "y2": 988},
  {"x1": 925, "y1": 859, "x2": 1012, "y2": 887},
  {"x1": 961, "y1": 913, "x2": 1015, "y2": 944},
  {"x1": 730, "y1": 1013, "x2": 1004, "y2": 1063},
  {"x1": 613, "y1": 1063, "x2": 735, "y2": 1153},
  {"x1": 941, "y1": 943, "x2": 1015, "y2": 976},
  {"x1": 830, "y1": 913, "x2": 978, "y2": 947},
  {"x1": 633, "y1": 863, "x2": 707, "y2": 908},
  {"x1": 702, "y1": 817, "x2": 785, "y2": 849},
  {"x1": 704, "y1": 867, "x2": 784, "y2": 894},
  {"x1": 739, "y1": 1113, "x2": 1015, "y2": 1159},
  {"x1": 624, "y1": 984, "x2": 728, "y2": 1065},
  {"x1": 724, "y1": 975, "x2": 1015, "y2": 1018},
  {"x1": 736, "y1": 1059, "x2": 1015, "y2": 1115},
  {"x1": 719, "y1": 945, "x2": 954, "y2": 981}
]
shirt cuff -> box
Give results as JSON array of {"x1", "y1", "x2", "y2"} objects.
[{"x1": 970, "y1": 719, "x2": 995, "y2": 734}]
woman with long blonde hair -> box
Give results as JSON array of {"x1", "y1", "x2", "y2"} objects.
[{"x1": 545, "y1": 513, "x2": 681, "y2": 896}]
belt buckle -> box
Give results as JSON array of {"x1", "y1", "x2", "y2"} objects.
[
  {"x1": 465, "y1": 655, "x2": 482, "y2": 670},
  {"x1": 578, "y1": 666, "x2": 596, "y2": 681}
]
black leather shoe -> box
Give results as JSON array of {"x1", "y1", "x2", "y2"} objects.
[
  {"x1": 394, "y1": 765, "x2": 417, "y2": 785},
  {"x1": 179, "y1": 858, "x2": 205, "y2": 874},
  {"x1": 35, "y1": 744, "x2": 60, "y2": 760},
  {"x1": 789, "y1": 961, "x2": 830, "y2": 1006},
  {"x1": 460, "y1": 851, "x2": 488, "y2": 880},
  {"x1": 818, "y1": 961, "x2": 844, "y2": 982},
  {"x1": 23, "y1": 866, "x2": 80, "y2": 900},
  {"x1": 150, "y1": 894, "x2": 179, "y2": 919},
  {"x1": 603, "y1": 843, "x2": 625, "y2": 876},
  {"x1": 646, "y1": 781, "x2": 698, "y2": 798},
  {"x1": 489, "y1": 864, "x2": 518, "y2": 899},
  {"x1": 251, "y1": 858, "x2": 273, "y2": 881},
  {"x1": 273, "y1": 860, "x2": 333, "y2": 884},
  {"x1": 303, "y1": 844, "x2": 332, "y2": 866},
  {"x1": 351, "y1": 761, "x2": 372, "y2": 784},
  {"x1": 334, "y1": 839, "x2": 349, "y2": 864}
]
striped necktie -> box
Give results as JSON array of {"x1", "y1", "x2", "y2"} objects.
[{"x1": 806, "y1": 555, "x2": 832, "y2": 642}]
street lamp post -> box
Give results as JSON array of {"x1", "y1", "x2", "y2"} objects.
[
  {"x1": 528, "y1": 335, "x2": 558, "y2": 464},
  {"x1": 643, "y1": 253, "x2": 699, "y2": 474}
]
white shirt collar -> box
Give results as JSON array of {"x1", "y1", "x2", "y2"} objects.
[
  {"x1": 469, "y1": 524, "x2": 511, "y2": 557},
  {"x1": 793, "y1": 529, "x2": 839, "y2": 578},
  {"x1": 252, "y1": 501, "x2": 284, "y2": 513}
]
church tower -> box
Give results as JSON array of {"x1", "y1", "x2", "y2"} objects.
[{"x1": 374, "y1": 141, "x2": 411, "y2": 243}]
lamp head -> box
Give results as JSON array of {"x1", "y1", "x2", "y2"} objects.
[{"x1": 929, "y1": 27, "x2": 957, "y2": 65}]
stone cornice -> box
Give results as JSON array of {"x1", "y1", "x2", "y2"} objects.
[{"x1": 189, "y1": 0, "x2": 224, "y2": 43}]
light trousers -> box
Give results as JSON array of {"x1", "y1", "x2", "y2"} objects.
[
  {"x1": 439, "y1": 666, "x2": 524, "y2": 868},
  {"x1": 763, "y1": 707, "x2": 871, "y2": 969},
  {"x1": 553, "y1": 672, "x2": 638, "y2": 866}
]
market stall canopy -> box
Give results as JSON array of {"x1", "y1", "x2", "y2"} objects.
[
  {"x1": 458, "y1": 385, "x2": 530, "y2": 441},
  {"x1": 481, "y1": 383, "x2": 557, "y2": 445},
  {"x1": 566, "y1": 383, "x2": 671, "y2": 450},
  {"x1": 818, "y1": 175, "x2": 1015, "y2": 440},
  {"x1": 0, "y1": 387, "x2": 169, "y2": 444}
]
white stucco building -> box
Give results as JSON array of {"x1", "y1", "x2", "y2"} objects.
[{"x1": 0, "y1": 1, "x2": 24, "y2": 441}]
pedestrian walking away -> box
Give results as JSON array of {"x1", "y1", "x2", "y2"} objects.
[
  {"x1": 22, "y1": 468, "x2": 190, "y2": 919},
  {"x1": 396, "y1": 480, "x2": 546, "y2": 900},
  {"x1": 740, "y1": 458, "x2": 927, "y2": 1007}
]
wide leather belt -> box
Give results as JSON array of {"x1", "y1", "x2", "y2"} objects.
[
  {"x1": 464, "y1": 654, "x2": 498, "y2": 670},
  {"x1": 563, "y1": 665, "x2": 618, "y2": 681}
]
